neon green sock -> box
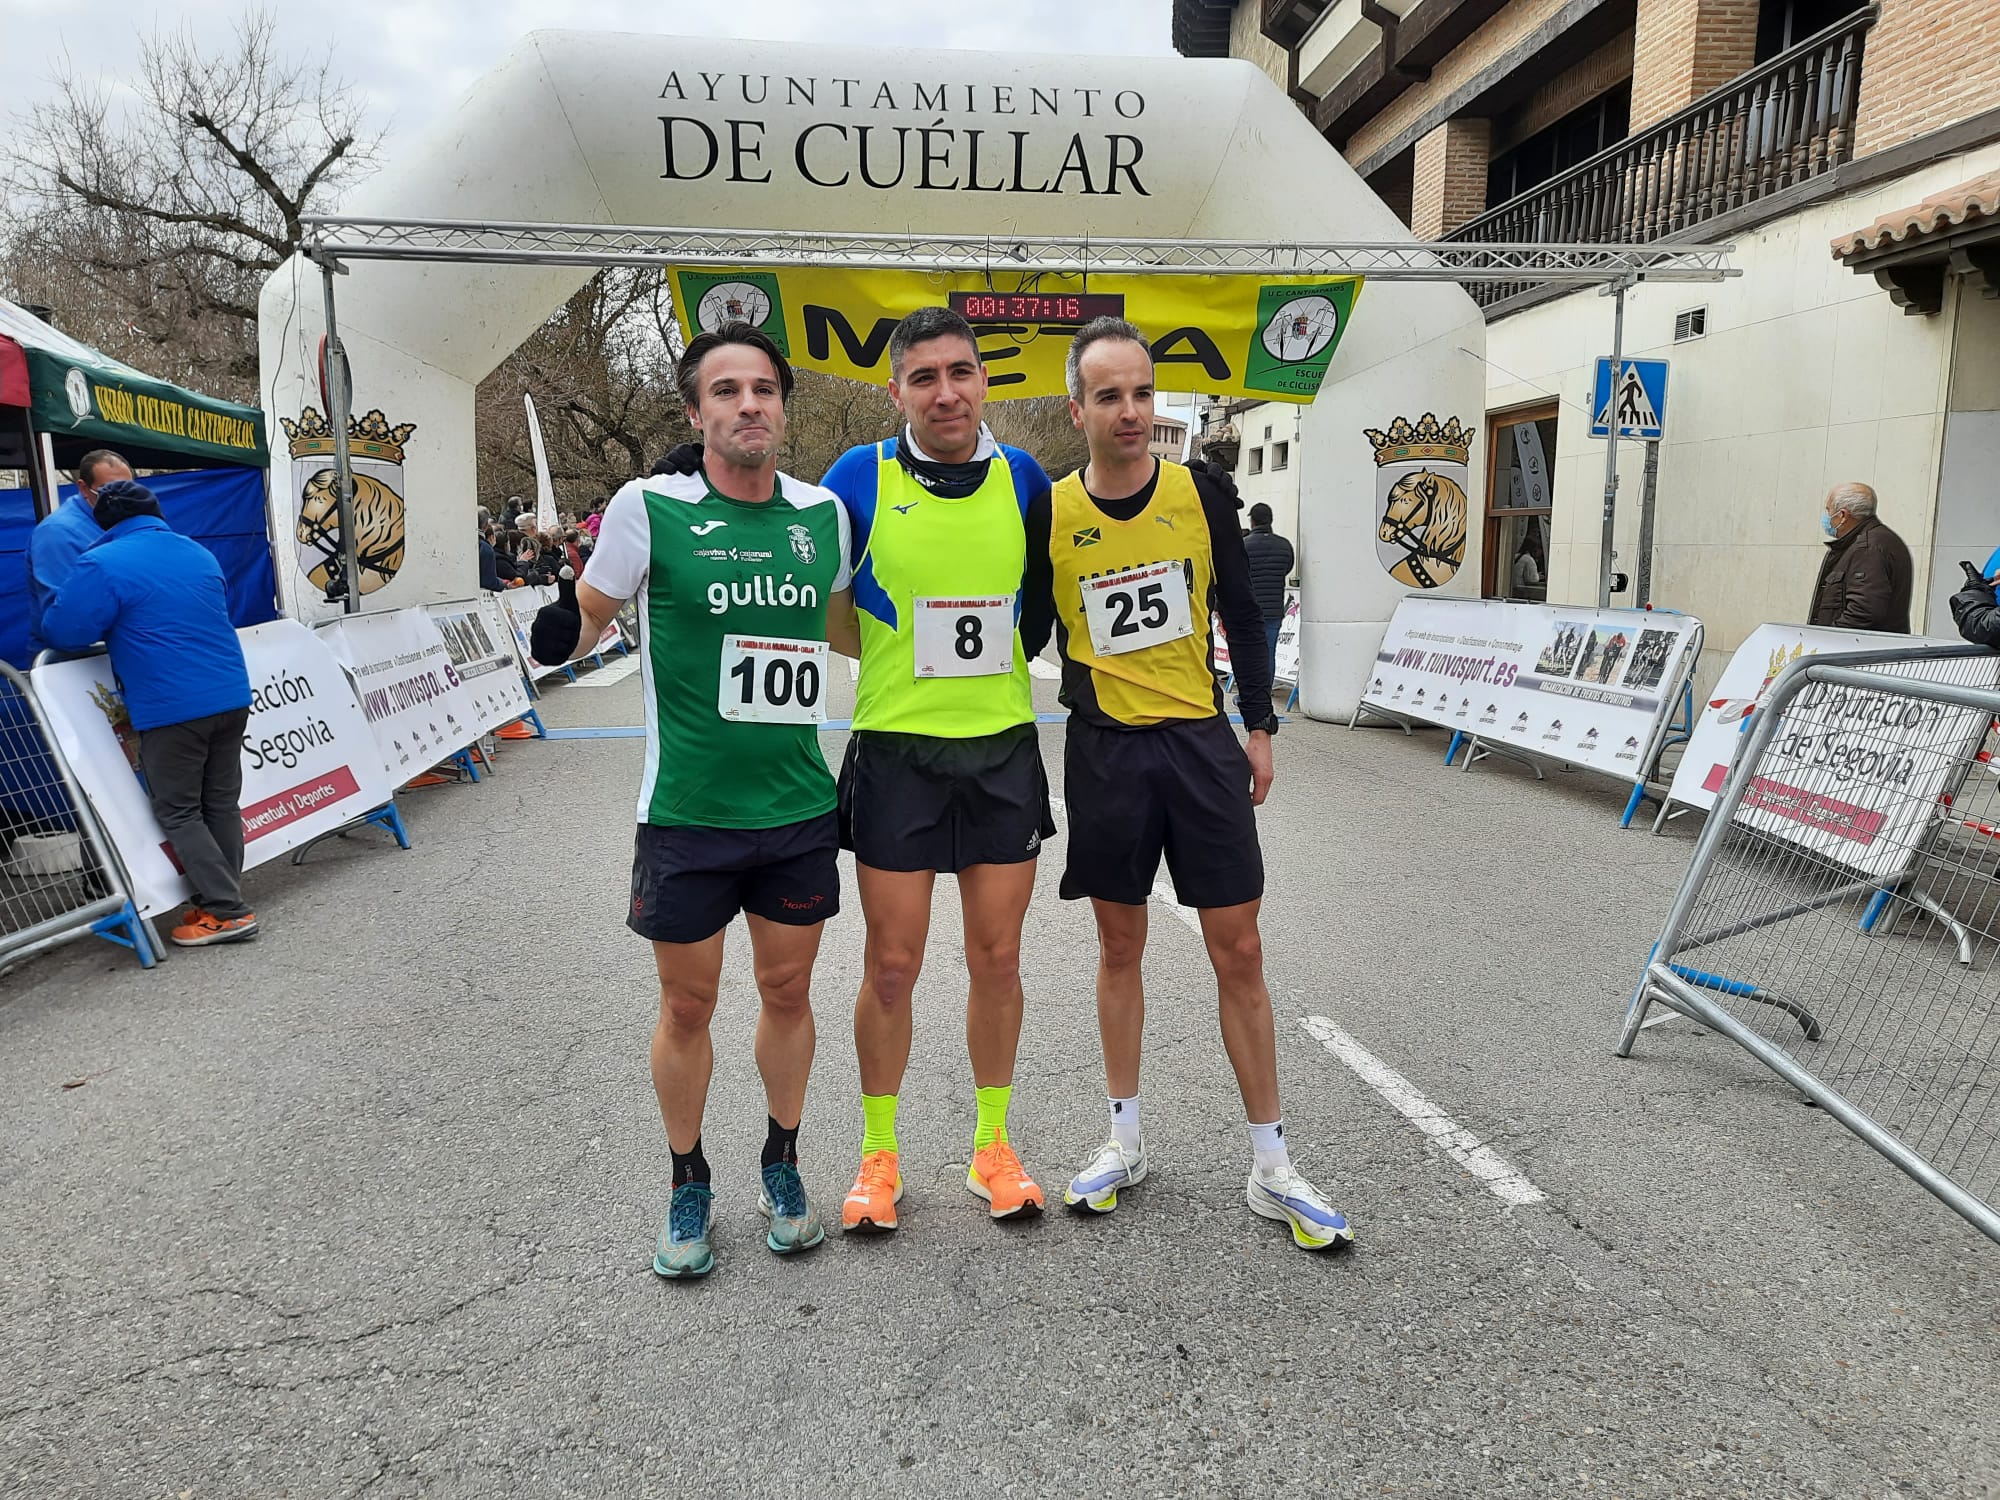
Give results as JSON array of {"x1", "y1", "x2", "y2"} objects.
[
  {"x1": 974, "y1": 1084, "x2": 1013, "y2": 1150},
  {"x1": 861, "y1": 1093, "x2": 899, "y2": 1156}
]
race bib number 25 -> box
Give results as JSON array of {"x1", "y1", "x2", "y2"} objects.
[
  {"x1": 912, "y1": 595, "x2": 1015, "y2": 678},
  {"x1": 1082, "y1": 561, "x2": 1194, "y2": 657},
  {"x1": 718, "y1": 634, "x2": 827, "y2": 724}
]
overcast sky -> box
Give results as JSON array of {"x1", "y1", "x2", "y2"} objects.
[{"x1": 1, "y1": 0, "x2": 1178, "y2": 149}]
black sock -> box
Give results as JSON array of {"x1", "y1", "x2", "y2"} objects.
[
  {"x1": 671, "y1": 1138, "x2": 710, "y2": 1187},
  {"x1": 761, "y1": 1116, "x2": 799, "y2": 1169}
]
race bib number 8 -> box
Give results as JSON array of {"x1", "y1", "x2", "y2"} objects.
[
  {"x1": 718, "y1": 635, "x2": 828, "y2": 724},
  {"x1": 913, "y1": 596, "x2": 1015, "y2": 678},
  {"x1": 1082, "y1": 561, "x2": 1194, "y2": 657}
]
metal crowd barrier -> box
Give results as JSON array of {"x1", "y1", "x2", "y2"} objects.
[
  {"x1": 1617, "y1": 644, "x2": 2000, "y2": 1244},
  {"x1": 0, "y1": 661, "x2": 158, "y2": 971}
]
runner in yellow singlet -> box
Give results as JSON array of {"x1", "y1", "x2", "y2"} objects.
[{"x1": 1019, "y1": 317, "x2": 1354, "y2": 1253}]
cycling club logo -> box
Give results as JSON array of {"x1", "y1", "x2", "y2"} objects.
[
  {"x1": 282, "y1": 405, "x2": 415, "y2": 602},
  {"x1": 787, "y1": 523, "x2": 816, "y2": 565},
  {"x1": 1365, "y1": 413, "x2": 1474, "y2": 591}
]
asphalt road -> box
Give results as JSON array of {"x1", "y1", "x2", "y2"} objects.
[{"x1": 2, "y1": 661, "x2": 1993, "y2": 1499}]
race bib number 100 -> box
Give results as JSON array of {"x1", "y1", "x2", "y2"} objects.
[
  {"x1": 1081, "y1": 561, "x2": 1194, "y2": 657},
  {"x1": 718, "y1": 634, "x2": 828, "y2": 724},
  {"x1": 913, "y1": 596, "x2": 1015, "y2": 678}
]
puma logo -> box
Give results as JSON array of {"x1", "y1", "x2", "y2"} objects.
[
  {"x1": 1155, "y1": 515, "x2": 1176, "y2": 529},
  {"x1": 689, "y1": 520, "x2": 727, "y2": 536}
]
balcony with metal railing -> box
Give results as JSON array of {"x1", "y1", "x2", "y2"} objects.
[{"x1": 1445, "y1": 7, "x2": 1875, "y2": 307}]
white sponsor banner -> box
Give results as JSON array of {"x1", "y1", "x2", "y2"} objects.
[
  {"x1": 497, "y1": 585, "x2": 571, "y2": 681},
  {"x1": 1363, "y1": 595, "x2": 1702, "y2": 782},
  {"x1": 318, "y1": 609, "x2": 482, "y2": 783},
  {"x1": 426, "y1": 598, "x2": 533, "y2": 736},
  {"x1": 1665, "y1": 623, "x2": 2000, "y2": 880},
  {"x1": 1275, "y1": 589, "x2": 1302, "y2": 685},
  {"x1": 33, "y1": 619, "x2": 397, "y2": 918}
]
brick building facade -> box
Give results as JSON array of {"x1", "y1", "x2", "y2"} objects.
[{"x1": 1176, "y1": 0, "x2": 2000, "y2": 685}]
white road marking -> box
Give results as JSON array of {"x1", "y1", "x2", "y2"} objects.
[
  {"x1": 1299, "y1": 1016, "x2": 1548, "y2": 1207},
  {"x1": 847, "y1": 656, "x2": 861, "y2": 681},
  {"x1": 573, "y1": 655, "x2": 643, "y2": 688},
  {"x1": 1049, "y1": 794, "x2": 1202, "y2": 936},
  {"x1": 1028, "y1": 657, "x2": 1060, "y2": 680}
]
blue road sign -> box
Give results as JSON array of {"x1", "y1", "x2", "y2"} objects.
[{"x1": 1590, "y1": 357, "x2": 1669, "y2": 440}]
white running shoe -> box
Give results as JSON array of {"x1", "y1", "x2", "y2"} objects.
[
  {"x1": 1246, "y1": 1169, "x2": 1355, "y2": 1251},
  {"x1": 1064, "y1": 1138, "x2": 1148, "y2": 1213}
]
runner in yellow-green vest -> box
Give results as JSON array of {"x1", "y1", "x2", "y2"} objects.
[{"x1": 819, "y1": 306, "x2": 1056, "y2": 1233}]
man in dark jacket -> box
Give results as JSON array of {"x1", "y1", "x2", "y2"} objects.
[
  {"x1": 1242, "y1": 502, "x2": 1295, "y2": 685},
  {"x1": 1809, "y1": 483, "x2": 1912, "y2": 632},
  {"x1": 1951, "y1": 556, "x2": 2000, "y2": 648},
  {"x1": 41, "y1": 480, "x2": 259, "y2": 946}
]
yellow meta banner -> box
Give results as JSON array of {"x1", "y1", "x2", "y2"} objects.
[{"x1": 669, "y1": 267, "x2": 1363, "y2": 403}]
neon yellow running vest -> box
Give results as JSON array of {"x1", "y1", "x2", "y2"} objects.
[{"x1": 852, "y1": 444, "x2": 1033, "y2": 737}]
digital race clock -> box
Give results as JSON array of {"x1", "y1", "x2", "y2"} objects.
[{"x1": 948, "y1": 292, "x2": 1127, "y2": 325}]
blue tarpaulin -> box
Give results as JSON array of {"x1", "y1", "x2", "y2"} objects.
[{"x1": 0, "y1": 466, "x2": 277, "y2": 671}]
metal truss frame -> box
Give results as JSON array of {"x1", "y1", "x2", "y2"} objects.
[{"x1": 301, "y1": 215, "x2": 1737, "y2": 285}]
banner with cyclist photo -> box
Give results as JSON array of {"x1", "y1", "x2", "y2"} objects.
[
  {"x1": 32, "y1": 619, "x2": 396, "y2": 917},
  {"x1": 1363, "y1": 595, "x2": 1702, "y2": 783},
  {"x1": 425, "y1": 598, "x2": 533, "y2": 736},
  {"x1": 317, "y1": 608, "x2": 483, "y2": 784},
  {"x1": 669, "y1": 266, "x2": 1364, "y2": 403}
]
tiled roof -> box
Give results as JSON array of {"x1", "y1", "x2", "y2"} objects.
[{"x1": 1831, "y1": 170, "x2": 2000, "y2": 260}]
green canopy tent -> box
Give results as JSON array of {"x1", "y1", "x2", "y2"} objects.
[{"x1": 0, "y1": 298, "x2": 267, "y2": 519}]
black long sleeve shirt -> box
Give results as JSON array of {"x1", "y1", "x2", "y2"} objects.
[{"x1": 1020, "y1": 460, "x2": 1275, "y2": 716}]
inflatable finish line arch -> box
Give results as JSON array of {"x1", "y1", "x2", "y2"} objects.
[{"x1": 260, "y1": 32, "x2": 1492, "y2": 718}]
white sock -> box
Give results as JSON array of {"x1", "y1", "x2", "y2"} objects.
[
  {"x1": 1248, "y1": 1118, "x2": 1291, "y2": 1179},
  {"x1": 1108, "y1": 1094, "x2": 1142, "y2": 1152}
]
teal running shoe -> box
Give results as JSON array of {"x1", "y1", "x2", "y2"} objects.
[
  {"x1": 652, "y1": 1182, "x2": 716, "y2": 1278},
  {"x1": 757, "y1": 1161, "x2": 826, "y2": 1255}
]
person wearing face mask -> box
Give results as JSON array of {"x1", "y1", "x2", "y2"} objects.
[
  {"x1": 26, "y1": 449, "x2": 134, "y2": 651},
  {"x1": 1808, "y1": 482, "x2": 1911, "y2": 633}
]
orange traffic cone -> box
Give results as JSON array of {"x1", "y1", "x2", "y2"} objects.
[
  {"x1": 405, "y1": 771, "x2": 453, "y2": 789},
  {"x1": 497, "y1": 719, "x2": 537, "y2": 740}
]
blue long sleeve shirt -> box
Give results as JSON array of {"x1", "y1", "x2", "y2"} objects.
[
  {"x1": 40, "y1": 514, "x2": 252, "y2": 732},
  {"x1": 25, "y1": 495, "x2": 104, "y2": 655}
]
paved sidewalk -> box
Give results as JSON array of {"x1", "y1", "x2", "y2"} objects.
[{"x1": 2, "y1": 669, "x2": 1993, "y2": 1498}]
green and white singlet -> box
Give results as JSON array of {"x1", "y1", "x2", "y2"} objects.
[{"x1": 581, "y1": 469, "x2": 852, "y2": 829}]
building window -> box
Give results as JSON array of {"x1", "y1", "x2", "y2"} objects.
[
  {"x1": 1271, "y1": 442, "x2": 1289, "y2": 471},
  {"x1": 1248, "y1": 447, "x2": 1264, "y2": 476},
  {"x1": 1483, "y1": 403, "x2": 1557, "y2": 603},
  {"x1": 1263, "y1": 424, "x2": 1272, "y2": 440},
  {"x1": 1756, "y1": 0, "x2": 1867, "y2": 61},
  {"x1": 1487, "y1": 83, "x2": 1632, "y2": 209}
]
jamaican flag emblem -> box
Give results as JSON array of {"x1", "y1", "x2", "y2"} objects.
[{"x1": 1071, "y1": 526, "x2": 1102, "y2": 548}]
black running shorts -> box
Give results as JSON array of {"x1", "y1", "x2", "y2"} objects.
[
  {"x1": 629, "y1": 812, "x2": 841, "y2": 944},
  {"x1": 1059, "y1": 714, "x2": 1265, "y2": 909},
  {"x1": 837, "y1": 722, "x2": 1056, "y2": 874}
]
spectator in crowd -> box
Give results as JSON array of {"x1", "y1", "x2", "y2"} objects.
[
  {"x1": 580, "y1": 500, "x2": 606, "y2": 539},
  {"x1": 40, "y1": 480, "x2": 259, "y2": 946},
  {"x1": 508, "y1": 496, "x2": 529, "y2": 528},
  {"x1": 1242, "y1": 502, "x2": 1295, "y2": 685},
  {"x1": 27, "y1": 448, "x2": 133, "y2": 649},
  {"x1": 562, "y1": 529, "x2": 585, "y2": 577},
  {"x1": 478, "y1": 523, "x2": 507, "y2": 592},
  {"x1": 1809, "y1": 483, "x2": 1911, "y2": 633}
]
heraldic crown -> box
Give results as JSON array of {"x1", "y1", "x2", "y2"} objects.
[
  {"x1": 1364, "y1": 413, "x2": 1474, "y2": 468},
  {"x1": 281, "y1": 406, "x2": 417, "y2": 464}
]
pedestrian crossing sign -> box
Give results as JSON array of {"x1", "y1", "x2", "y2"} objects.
[{"x1": 1590, "y1": 357, "x2": 1668, "y2": 440}]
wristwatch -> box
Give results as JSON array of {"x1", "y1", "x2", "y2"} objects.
[{"x1": 1244, "y1": 709, "x2": 1281, "y2": 736}]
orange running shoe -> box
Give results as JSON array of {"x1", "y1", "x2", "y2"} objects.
[
  {"x1": 968, "y1": 1141, "x2": 1044, "y2": 1220},
  {"x1": 842, "y1": 1149, "x2": 903, "y2": 1234},
  {"x1": 170, "y1": 910, "x2": 259, "y2": 946}
]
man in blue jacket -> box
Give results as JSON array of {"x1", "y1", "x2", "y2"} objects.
[
  {"x1": 25, "y1": 449, "x2": 133, "y2": 653},
  {"x1": 41, "y1": 480, "x2": 259, "y2": 946}
]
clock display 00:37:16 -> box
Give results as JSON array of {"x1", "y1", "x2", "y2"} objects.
[{"x1": 947, "y1": 292, "x2": 1127, "y2": 324}]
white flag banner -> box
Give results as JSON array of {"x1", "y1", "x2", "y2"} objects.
[
  {"x1": 1274, "y1": 589, "x2": 1302, "y2": 685},
  {"x1": 1665, "y1": 622, "x2": 2000, "y2": 880},
  {"x1": 1363, "y1": 595, "x2": 1703, "y2": 783},
  {"x1": 33, "y1": 619, "x2": 397, "y2": 918},
  {"x1": 426, "y1": 597, "x2": 533, "y2": 736},
  {"x1": 317, "y1": 608, "x2": 483, "y2": 783},
  {"x1": 526, "y1": 392, "x2": 558, "y2": 533}
]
